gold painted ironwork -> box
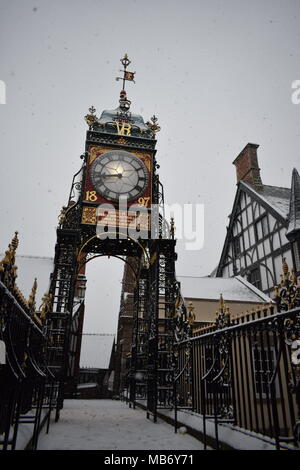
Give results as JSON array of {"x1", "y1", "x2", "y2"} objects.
[
  {"x1": 58, "y1": 206, "x2": 68, "y2": 225},
  {"x1": 0, "y1": 231, "x2": 19, "y2": 290},
  {"x1": 13, "y1": 285, "x2": 29, "y2": 312},
  {"x1": 114, "y1": 120, "x2": 132, "y2": 136},
  {"x1": 274, "y1": 257, "x2": 300, "y2": 311},
  {"x1": 38, "y1": 293, "x2": 53, "y2": 321},
  {"x1": 84, "y1": 105, "x2": 98, "y2": 127},
  {"x1": 0, "y1": 233, "x2": 49, "y2": 325},
  {"x1": 146, "y1": 115, "x2": 161, "y2": 135},
  {"x1": 81, "y1": 206, "x2": 97, "y2": 225},
  {"x1": 150, "y1": 252, "x2": 157, "y2": 266},
  {"x1": 0, "y1": 232, "x2": 39, "y2": 313},
  {"x1": 187, "y1": 301, "x2": 195, "y2": 325},
  {"x1": 88, "y1": 146, "x2": 112, "y2": 165},
  {"x1": 215, "y1": 294, "x2": 231, "y2": 329},
  {"x1": 28, "y1": 278, "x2": 37, "y2": 314}
]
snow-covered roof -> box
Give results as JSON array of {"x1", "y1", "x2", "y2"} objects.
[
  {"x1": 259, "y1": 184, "x2": 291, "y2": 219},
  {"x1": 80, "y1": 334, "x2": 115, "y2": 369},
  {"x1": 0, "y1": 254, "x2": 54, "y2": 306},
  {"x1": 209, "y1": 266, "x2": 218, "y2": 278},
  {"x1": 241, "y1": 181, "x2": 291, "y2": 220},
  {"x1": 177, "y1": 275, "x2": 272, "y2": 303}
]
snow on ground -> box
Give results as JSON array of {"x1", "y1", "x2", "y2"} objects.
[{"x1": 37, "y1": 399, "x2": 206, "y2": 451}]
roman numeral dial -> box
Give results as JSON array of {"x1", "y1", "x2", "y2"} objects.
[{"x1": 90, "y1": 150, "x2": 149, "y2": 202}]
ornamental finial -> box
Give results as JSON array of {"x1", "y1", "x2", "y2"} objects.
[
  {"x1": 84, "y1": 105, "x2": 98, "y2": 128},
  {"x1": 146, "y1": 115, "x2": 161, "y2": 135},
  {"x1": 282, "y1": 257, "x2": 289, "y2": 278},
  {"x1": 38, "y1": 292, "x2": 53, "y2": 320},
  {"x1": 274, "y1": 259, "x2": 300, "y2": 311},
  {"x1": 187, "y1": 301, "x2": 195, "y2": 325},
  {"x1": 119, "y1": 89, "x2": 131, "y2": 112},
  {"x1": 116, "y1": 53, "x2": 136, "y2": 92},
  {"x1": 28, "y1": 278, "x2": 38, "y2": 313},
  {"x1": 58, "y1": 206, "x2": 68, "y2": 226},
  {"x1": 0, "y1": 231, "x2": 20, "y2": 289},
  {"x1": 11, "y1": 231, "x2": 19, "y2": 251},
  {"x1": 220, "y1": 293, "x2": 225, "y2": 310},
  {"x1": 215, "y1": 294, "x2": 231, "y2": 329}
]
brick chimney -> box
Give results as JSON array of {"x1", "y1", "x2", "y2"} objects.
[{"x1": 232, "y1": 143, "x2": 263, "y2": 189}]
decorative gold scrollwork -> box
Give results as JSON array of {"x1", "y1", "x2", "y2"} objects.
[
  {"x1": 38, "y1": 293, "x2": 53, "y2": 321},
  {"x1": 58, "y1": 206, "x2": 68, "y2": 226},
  {"x1": 274, "y1": 258, "x2": 300, "y2": 311},
  {"x1": 187, "y1": 302, "x2": 195, "y2": 326},
  {"x1": 84, "y1": 106, "x2": 98, "y2": 127},
  {"x1": 146, "y1": 115, "x2": 161, "y2": 135},
  {"x1": 215, "y1": 294, "x2": 231, "y2": 329},
  {"x1": 28, "y1": 278, "x2": 37, "y2": 314},
  {"x1": 0, "y1": 232, "x2": 19, "y2": 291}
]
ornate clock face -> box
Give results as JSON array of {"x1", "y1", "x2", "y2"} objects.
[{"x1": 90, "y1": 150, "x2": 149, "y2": 202}]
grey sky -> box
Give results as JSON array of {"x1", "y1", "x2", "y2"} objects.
[{"x1": 0, "y1": 0, "x2": 299, "y2": 333}]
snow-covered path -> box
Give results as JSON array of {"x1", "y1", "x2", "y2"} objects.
[{"x1": 37, "y1": 399, "x2": 206, "y2": 450}]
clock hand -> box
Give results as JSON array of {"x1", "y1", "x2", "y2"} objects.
[{"x1": 100, "y1": 173, "x2": 123, "y2": 178}]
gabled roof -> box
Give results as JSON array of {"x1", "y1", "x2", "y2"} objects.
[
  {"x1": 286, "y1": 168, "x2": 300, "y2": 238},
  {"x1": 242, "y1": 181, "x2": 290, "y2": 221},
  {"x1": 177, "y1": 275, "x2": 272, "y2": 303},
  {"x1": 216, "y1": 180, "x2": 291, "y2": 277}
]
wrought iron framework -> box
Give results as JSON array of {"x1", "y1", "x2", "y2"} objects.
[{"x1": 41, "y1": 75, "x2": 178, "y2": 424}]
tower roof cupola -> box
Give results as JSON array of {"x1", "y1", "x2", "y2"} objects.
[{"x1": 84, "y1": 54, "x2": 160, "y2": 139}]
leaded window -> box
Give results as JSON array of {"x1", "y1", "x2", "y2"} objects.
[
  {"x1": 247, "y1": 266, "x2": 261, "y2": 290},
  {"x1": 233, "y1": 236, "x2": 241, "y2": 257},
  {"x1": 255, "y1": 215, "x2": 268, "y2": 242}
]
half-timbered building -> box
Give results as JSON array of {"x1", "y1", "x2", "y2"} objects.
[{"x1": 216, "y1": 143, "x2": 300, "y2": 296}]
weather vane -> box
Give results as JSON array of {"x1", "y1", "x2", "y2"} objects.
[{"x1": 116, "y1": 53, "x2": 136, "y2": 91}]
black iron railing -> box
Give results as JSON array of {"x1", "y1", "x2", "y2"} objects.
[
  {"x1": 175, "y1": 304, "x2": 300, "y2": 450},
  {"x1": 0, "y1": 280, "x2": 55, "y2": 450}
]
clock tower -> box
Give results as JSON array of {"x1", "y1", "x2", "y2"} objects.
[{"x1": 46, "y1": 55, "x2": 177, "y2": 423}]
